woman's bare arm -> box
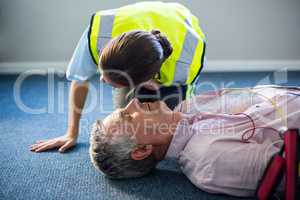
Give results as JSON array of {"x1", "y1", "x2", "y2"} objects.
[{"x1": 30, "y1": 80, "x2": 89, "y2": 153}]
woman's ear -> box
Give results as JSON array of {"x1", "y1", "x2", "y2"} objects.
[{"x1": 131, "y1": 145, "x2": 153, "y2": 160}]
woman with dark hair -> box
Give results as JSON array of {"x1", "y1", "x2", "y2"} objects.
[{"x1": 30, "y1": 2, "x2": 206, "y2": 153}]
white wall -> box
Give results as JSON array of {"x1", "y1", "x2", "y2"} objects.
[{"x1": 0, "y1": 0, "x2": 300, "y2": 72}]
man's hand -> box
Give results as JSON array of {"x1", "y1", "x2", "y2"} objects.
[{"x1": 30, "y1": 134, "x2": 77, "y2": 153}]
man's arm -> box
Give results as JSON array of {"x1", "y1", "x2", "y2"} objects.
[{"x1": 30, "y1": 81, "x2": 88, "y2": 153}]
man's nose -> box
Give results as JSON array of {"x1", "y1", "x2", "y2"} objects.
[
  {"x1": 127, "y1": 98, "x2": 138, "y2": 108},
  {"x1": 124, "y1": 98, "x2": 140, "y2": 111}
]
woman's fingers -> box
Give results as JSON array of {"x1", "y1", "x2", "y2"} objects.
[
  {"x1": 30, "y1": 142, "x2": 49, "y2": 151},
  {"x1": 30, "y1": 140, "x2": 49, "y2": 149},
  {"x1": 35, "y1": 141, "x2": 61, "y2": 152},
  {"x1": 36, "y1": 140, "x2": 46, "y2": 144},
  {"x1": 30, "y1": 144, "x2": 40, "y2": 149},
  {"x1": 30, "y1": 136, "x2": 77, "y2": 153},
  {"x1": 30, "y1": 142, "x2": 48, "y2": 151},
  {"x1": 30, "y1": 140, "x2": 52, "y2": 149},
  {"x1": 58, "y1": 141, "x2": 74, "y2": 153},
  {"x1": 30, "y1": 140, "x2": 61, "y2": 152}
]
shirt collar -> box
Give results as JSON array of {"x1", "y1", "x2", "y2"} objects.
[{"x1": 165, "y1": 115, "x2": 195, "y2": 159}]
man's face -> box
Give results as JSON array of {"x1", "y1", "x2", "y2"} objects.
[{"x1": 103, "y1": 99, "x2": 174, "y2": 145}]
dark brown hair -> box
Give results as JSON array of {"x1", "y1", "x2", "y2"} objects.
[{"x1": 100, "y1": 30, "x2": 173, "y2": 86}]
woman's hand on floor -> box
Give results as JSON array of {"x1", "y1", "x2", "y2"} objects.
[{"x1": 30, "y1": 135, "x2": 77, "y2": 153}]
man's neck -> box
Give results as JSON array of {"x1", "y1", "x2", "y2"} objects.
[
  {"x1": 152, "y1": 111, "x2": 183, "y2": 161},
  {"x1": 152, "y1": 144, "x2": 171, "y2": 161}
]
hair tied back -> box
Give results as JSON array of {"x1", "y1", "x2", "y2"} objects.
[{"x1": 151, "y1": 29, "x2": 173, "y2": 59}]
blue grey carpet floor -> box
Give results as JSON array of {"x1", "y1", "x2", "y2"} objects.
[{"x1": 1, "y1": 72, "x2": 300, "y2": 200}]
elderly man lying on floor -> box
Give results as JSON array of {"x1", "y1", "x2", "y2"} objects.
[{"x1": 89, "y1": 85, "x2": 300, "y2": 197}]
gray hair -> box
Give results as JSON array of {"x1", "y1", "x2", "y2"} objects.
[{"x1": 89, "y1": 120, "x2": 157, "y2": 179}]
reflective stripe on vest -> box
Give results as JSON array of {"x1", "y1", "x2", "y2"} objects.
[
  {"x1": 89, "y1": 11, "x2": 116, "y2": 64},
  {"x1": 97, "y1": 14, "x2": 115, "y2": 54},
  {"x1": 174, "y1": 30, "x2": 199, "y2": 84}
]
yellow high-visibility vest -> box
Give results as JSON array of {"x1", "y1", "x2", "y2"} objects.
[{"x1": 88, "y1": 1, "x2": 206, "y2": 89}]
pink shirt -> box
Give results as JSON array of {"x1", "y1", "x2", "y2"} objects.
[{"x1": 166, "y1": 85, "x2": 300, "y2": 197}]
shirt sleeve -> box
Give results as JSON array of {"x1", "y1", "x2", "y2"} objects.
[{"x1": 66, "y1": 27, "x2": 98, "y2": 82}]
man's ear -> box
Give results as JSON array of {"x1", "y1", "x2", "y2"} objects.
[{"x1": 131, "y1": 145, "x2": 153, "y2": 160}]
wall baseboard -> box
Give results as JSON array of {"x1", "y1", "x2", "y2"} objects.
[
  {"x1": 205, "y1": 60, "x2": 300, "y2": 72},
  {"x1": 0, "y1": 60, "x2": 299, "y2": 74},
  {"x1": 0, "y1": 62, "x2": 68, "y2": 74}
]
